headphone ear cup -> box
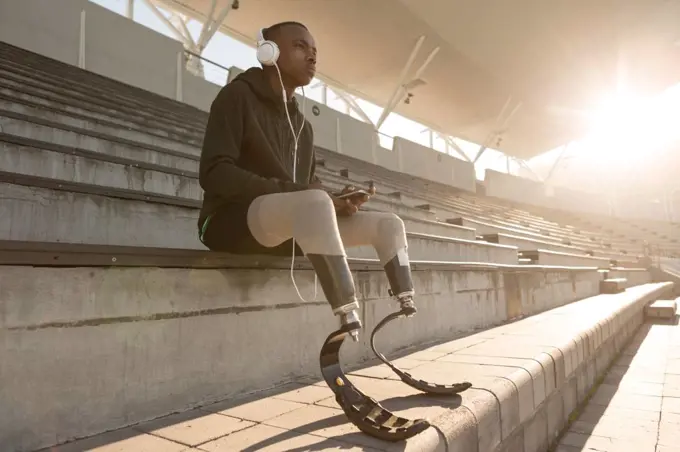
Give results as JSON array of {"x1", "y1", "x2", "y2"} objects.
[{"x1": 257, "y1": 40, "x2": 280, "y2": 66}]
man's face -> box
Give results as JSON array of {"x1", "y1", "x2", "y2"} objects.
[{"x1": 275, "y1": 25, "x2": 317, "y2": 87}]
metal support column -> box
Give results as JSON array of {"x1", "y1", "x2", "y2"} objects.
[
  {"x1": 78, "y1": 10, "x2": 86, "y2": 69},
  {"x1": 126, "y1": 0, "x2": 135, "y2": 19},
  {"x1": 176, "y1": 52, "x2": 183, "y2": 101}
]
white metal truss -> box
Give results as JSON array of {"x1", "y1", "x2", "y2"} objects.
[
  {"x1": 141, "y1": 0, "x2": 187, "y2": 43},
  {"x1": 513, "y1": 157, "x2": 543, "y2": 181},
  {"x1": 333, "y1": 91, "x2": 374, "y2": 125},
  {"x1": 436, "y1": 133, "x2": 471, "y2": 162},
  {"x1": 544, "y1": 142, "x2": 572, "y2": 182},
  {"x1": 375, "y1": 37, "x2": 440, "y2": 130},
  {"x1": 473, "y1": 96, "x2": 522, "y2": 163},
  {"x1": 141, "y1": 0, "x2": 236, "y2": 77}
]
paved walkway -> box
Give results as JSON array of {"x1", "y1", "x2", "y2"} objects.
[{"x1": 554, "y1": 312, "x2": 680, "y2": 452}]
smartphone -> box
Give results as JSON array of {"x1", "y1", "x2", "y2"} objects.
[{"x1": 335, "y1": 189, "x2": 370, "y2": 200}]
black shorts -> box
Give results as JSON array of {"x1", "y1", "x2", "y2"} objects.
[{"x1": 200, "y1": 202, "x2": 303, "y2": 256}]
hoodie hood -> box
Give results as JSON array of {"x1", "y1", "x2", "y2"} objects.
[{"x1": 232, "y1": 67, "x2": 301, "y2": 113}]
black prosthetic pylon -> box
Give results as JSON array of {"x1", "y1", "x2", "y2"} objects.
[
  {"x1": 320, "y1": 322, "x2": 431, "y2": 442},
  {"x1": 370, "y1": 255, "x2": 473, "y2": 395}
]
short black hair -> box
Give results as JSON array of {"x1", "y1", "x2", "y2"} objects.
[{"x1": 262, "y1": 21, "x2": 308, "y2": 42}]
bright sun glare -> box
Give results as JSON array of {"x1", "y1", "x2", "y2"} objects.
[{"x1": 579, "y1": 86, "x2": 680, "y2": 165}]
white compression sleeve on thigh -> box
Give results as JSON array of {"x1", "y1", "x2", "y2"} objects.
[
  {"x1": 247, "y1": 189, "x2": 346, "y2": 256},
  {"x1": 336, "y1": 211, "x2": 408, "y2": 264}
]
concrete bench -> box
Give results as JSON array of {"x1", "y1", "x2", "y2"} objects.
[
  {"x1": 0, "y1": 177, "x2": 517, "y2": 264},
  {"x1": 1, "y1": 240, "x2": 615, "y2": 451},
  {"x1": 600, "y1": 278, "x2": 628, "y2": 294},
  {"x1": 520, "y1": 249, "x2": 612, "y2": 268},
  {"x1": 645, "y1": 298, "x2": 677, "y2": 319},
  {"x1": 15, "y1": 275, "x2": 670, "y2": 451},
  {"x1": 482, "y1": 232, "x2": 586, "y2": 255}
]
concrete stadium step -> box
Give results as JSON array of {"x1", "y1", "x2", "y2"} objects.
[
  {"x1": 0, "y1": 178, "x2": 517, "y2": 264},
  {"x1": 0, "y1": 75, "x2": 201, "y2": 144},
  {"x1": 600, "y1": 278, "x2": 628, "y2": 294},
  {"x1": 349, "y1": 233, "x2": 518, "y2": 264},
  {"x1": 0, "y1": 132, "x2": 449, "y2": 228},
  {"x1": 0, "y1": 136, "x2": 202, "y2": 201},
  {"x1": 322, "y1": 159, "x2": 537, "y2": 234},
  {"x1": 520, "y1": 249, "x2": 612, "y2": 268},
  {"x1": 481, "y1": 232, "x2": 587, "y2": 255},
  {"x1": 605, "y1": 268, "x2": 652, "y2": 288},
  {"x1": 0, "y1": 97, "x2": 199, "y2": 156},
  {"x1": 0, "y1": 116, "x2": 199, "y2": 172},
  {"x1": 0, "y1": 43, "x2": 205, "y2": 128},
  {"x1": 0, "y1": 133, "x2": 476, "y2": 242},
  {"x1": 0, "y1": 58, "x2": 205, "y2": 134},
  {"x1": 448, "y1": 216, "x2": 568, "y2": 243},
  {"x1": 0, "y1": 62, "x2": 203, "y2": 137},
  {"x1": 10, "y1": 272, "x2": 668, "y2": 452}
]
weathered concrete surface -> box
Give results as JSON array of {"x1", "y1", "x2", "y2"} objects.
[
  {"x1": 10, "y1": 281, "x2": 672, "y2": 452},
  {"x1": 0, "y1": 264, "x2": 605, "y2": 451},
  {"x1": 483, "y1": 232, "x2": 585, "y2": 254},
  {"x1": 0, "y1": 96, "x2": 197, "y2": 155},
  {"x1": 0, "y1": 74, "x2": 200, "y2": 142},
  {"x1": 0, "y1": 183, "x2": 516, "y2": 264},
  {"x1": 0, "y1": 114, "x2": 199, "y2": 172},
  {"x1": 523, "y1": 249, "x2": 611, "y2": 268},
  {"x1": 0, "y1": 140, "x2": 202, "y2": 200},
  {"x1": 554, "y1": 303, "x2": 680, "y2": 452}
]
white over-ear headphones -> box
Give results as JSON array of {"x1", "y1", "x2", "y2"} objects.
[{"x1": 256, "y1": 28, "x2": 280, "y2": 66}]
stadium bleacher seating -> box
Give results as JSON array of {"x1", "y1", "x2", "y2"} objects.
[{"x1": 0, "y1": 40, "x2": 677, "y2": 451}]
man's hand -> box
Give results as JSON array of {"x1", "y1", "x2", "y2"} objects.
[
  {"x1": 332, "y1": 183, "x2": 376, "y2": 216},
  {"x1": 309, "y1": 179, "x2": 324, "y2": 190}
]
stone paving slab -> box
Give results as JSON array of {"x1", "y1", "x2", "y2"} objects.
[
  {"x1": 554, "y1": 301, "x2": 680, "y2": 452},
  {"x1": 40, "y1": 282, "x2": 673, "y2": 452}
]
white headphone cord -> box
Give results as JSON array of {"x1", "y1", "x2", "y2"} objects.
[{"x1": 273, "y1": 63, "x2": 317, "y2": 302}]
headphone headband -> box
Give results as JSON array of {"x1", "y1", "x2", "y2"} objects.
[{"x1": 256, "y1": 27, "x2": 279, "y2": 66}]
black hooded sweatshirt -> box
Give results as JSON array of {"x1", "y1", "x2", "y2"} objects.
[{"x1": 197, "y1": 67, "x2": 319, "y2": 247}]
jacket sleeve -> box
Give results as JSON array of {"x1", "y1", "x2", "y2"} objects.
[{"x1": 198, "y1": 84, "x2": 310, "y2": 200}]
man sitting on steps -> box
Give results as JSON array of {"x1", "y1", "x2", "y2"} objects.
[{"x1": 196, "y1": 21, "x2": 415, "y2": 333}]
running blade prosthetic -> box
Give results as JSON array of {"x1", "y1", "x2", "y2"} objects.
[
  {"x1": 370, "y1": 297, "x2": 473, "y2": 395},
  {"x1": 320, "y1": 322, "x2": 431, "y2": 442}
]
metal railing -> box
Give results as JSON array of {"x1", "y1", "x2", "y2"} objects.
[{"x1": 183, "y1": 49, "x2": 231, "y2": 87}]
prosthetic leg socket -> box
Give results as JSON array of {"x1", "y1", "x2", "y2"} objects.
[
  {"x1": 383, "y1": 253, "x2": 416, "y2": 316},
  {"x1": 306, "y1": 254, "x2": 361, "y2": 341}
]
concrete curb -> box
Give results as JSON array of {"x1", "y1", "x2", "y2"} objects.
[{"x1": 402, "y1": 281, "x2": 674, "y2": 452}]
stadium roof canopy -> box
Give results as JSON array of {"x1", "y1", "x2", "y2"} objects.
[{"x1": 159, "y1": 0, "x2": 680, "y2": 159}]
